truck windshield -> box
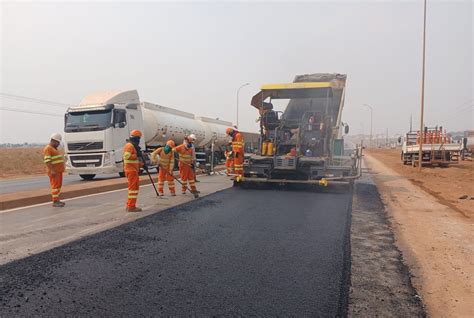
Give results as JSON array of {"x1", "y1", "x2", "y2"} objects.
[{"x1": 65, "y1": 110, "x2": 112, "y2": 132}]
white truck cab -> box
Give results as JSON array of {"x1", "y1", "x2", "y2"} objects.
[{"x1": 64, "y1": 90, "x2": 145, "y2": 180}]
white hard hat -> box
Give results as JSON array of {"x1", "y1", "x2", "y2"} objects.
[
  {"x1": 50, "y1": 133, "x2": 62, "y2": 142},
  {"x1": 188, "y1": 134, "x2": 196, "y2": 141}
]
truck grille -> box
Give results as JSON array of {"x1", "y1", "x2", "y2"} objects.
[
  {"x1": 68, "y1": 142, "x2": 103, "y2": 151},
  {"x1": 70, "y1": 155, "x2": 103, "y2": 167}
]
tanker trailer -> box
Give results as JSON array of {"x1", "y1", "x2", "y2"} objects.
[{"x1": 64, "y1": 89, "x2": 233, "y2": 180}]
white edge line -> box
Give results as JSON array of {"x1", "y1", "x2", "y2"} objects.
[{"x1": 0, "y1": 184, "x2": 154, "y2": 214}]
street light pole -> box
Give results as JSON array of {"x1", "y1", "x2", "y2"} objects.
[
  {"x1": 364, "y1": 104, "x2": 373, "y2": 148},
  {"x1": 418, "y1": 0, "x2": 427, "y2": 170},
  {"x1": 236, "y1": 83, "x2": 249, "y2": 129}
]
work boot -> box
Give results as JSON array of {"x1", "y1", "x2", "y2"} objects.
[
  {"x1": 171, "y1": 193, "x2": 176, "y2": 196},
  {"x1": 182, "y1": 192, "x2": 186, "y2": 195},
  {"x1": 126, "y1": 207, "x2": 142, "y2": 212},
  {"x1": 158, "y1": 193, "x2": 164, "y2": 196},
  {"x1": 52, "y1": 201, "x2": 65, "y2": 207}
]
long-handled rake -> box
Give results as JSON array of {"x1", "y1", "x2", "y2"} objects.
[{"x1": 160, "y1": 166, "x2": 199, "y2": 199}]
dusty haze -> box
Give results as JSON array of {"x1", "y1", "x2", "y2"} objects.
[{"x1": 1, "y1": 1, "x2": 472, "y2": 143}]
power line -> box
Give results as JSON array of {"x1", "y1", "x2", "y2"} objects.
[
  {"x1": 441, "y1": 105, "x2": 473, "y2": 123},
  {"x1": 0, "y1": 93, "x2": 73, "y2": 109},
  {"x1": 454, "y1": 98, "x2": 474, "y2": 110},
  {"x1": 0, "y1": 107, "x2": 63, "y2": 117}
]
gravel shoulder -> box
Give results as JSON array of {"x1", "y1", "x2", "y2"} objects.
[{"x1": 349, "y1": 172, "x2": 425, "y2": 317}]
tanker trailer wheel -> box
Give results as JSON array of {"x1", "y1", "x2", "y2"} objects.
[
  {"x1": 80, "y1": 174, "x2": 96, "y2": 180},
  {"x1": 118, "y1": 172, "x2": 125, "y2": 177}
]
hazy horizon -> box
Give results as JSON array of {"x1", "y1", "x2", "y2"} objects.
[{"x1": 1, "y1": 1, "x2": 472, "y2": 143}]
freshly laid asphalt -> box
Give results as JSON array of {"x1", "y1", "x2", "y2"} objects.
[{"x1": 0, "y1": 187, "x2": 352, "y2": 316}]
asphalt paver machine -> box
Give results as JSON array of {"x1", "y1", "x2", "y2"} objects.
[{"x1": 236, "y1": 73, "x2": 362, "y2": 186}]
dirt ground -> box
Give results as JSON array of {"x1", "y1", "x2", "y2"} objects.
[
  {"x1": 365, "y1": 151, "x2": 473, "y2": 318},
  {"x1": 368, "y1": 149, "x2": 473, "y2": 218},
  {"x1": 0, "y1": 148, "x2": 47, "y2": 178}
]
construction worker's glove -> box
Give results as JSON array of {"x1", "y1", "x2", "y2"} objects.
[
  {"x1": 143, "y1": 163, "x2": 149, "y2": 171},
  {"x1": 190, "y1": 163, "x2": 195, "y2": 169},
  {"x1": 235, "y1": 152, "x2": 239, "y2": 158}
]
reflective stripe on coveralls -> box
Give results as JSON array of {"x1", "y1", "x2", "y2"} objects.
[
  {"x1": 231, "y1": 132, "x2": 244, "y2": 176},
  {"x1": 175, "y1": 144, "x2": 197, "y2": 193},
  {"x1": 43, "y1": 144, "x2": 65, "y2": 202},
  {"x1": 123, "y1": 143, "x2": 141, "y2": 208},
  {"x1": 151, "y1": 147, "x2": 176, "y2": 194}
]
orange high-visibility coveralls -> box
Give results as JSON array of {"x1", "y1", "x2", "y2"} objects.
[
  {"x1": 151, "y1": 147, "x2": 175, "y2": 195},
  {"x1": 175, "y1": 144, "x2": 197, "y2": 193},
  {"x1": 123, "y1": 143, "x2": 142, "y2": 209},
  {"x1": 43, "y1": 145, "x2": 65, "y2": 203},
  {"x1": 224, "y1": 150, "x2": 234, "y2": 174},
  {"x1": 232, "y1": 132, "x2": 244, "y2": 176}
]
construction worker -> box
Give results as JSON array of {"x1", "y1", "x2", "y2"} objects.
[
  {"x1": 188, "y1": 134, "x2": 200, "y2": 183},
  {"x1": 123, "y1": 130, "x2": 145, "y2": 212},
  {"x1": 43, "y1": 133, "x2": 66, "y2": 207},
  {"x1": 151, "y1": 140, "x2": 176, "y2": 196},
  {"x1": 226, "y1": 127, "x2": 244, "y2": 176},
  {"x1": 175, "y1": 136, "x2": 198, "y2": 195},
  {"x1": 224, "y1": 141, "x2": 234, "y2": 175}
]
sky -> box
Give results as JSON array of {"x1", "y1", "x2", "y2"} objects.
[{"x1": 1, "y1": 0, "x2": 472, "y2": 143}]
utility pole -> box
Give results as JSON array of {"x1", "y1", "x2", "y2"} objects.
[
  {"x1": 418, "y1": 0, "x2": 427, "y2": 170},
  {"x1": 236, "y1": 83, "x2": 250, "y2": 129},
  {"x1": 410, "y1": 113, "x2": 413, "y2": 131}
]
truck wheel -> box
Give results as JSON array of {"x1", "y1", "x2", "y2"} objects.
[
  {"x1": 80, "y1": 174, "x2": 96, "y2": 180},
  {"x1": 118, "y1": 172, "x2": 125, "y2": 177}
]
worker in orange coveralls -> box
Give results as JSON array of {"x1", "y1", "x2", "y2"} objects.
[
  {"x1": 224, "y1": 141, "x2": 234, "y2": 175},
  {"x1": 226, "y1": 127, "x2": 244, "y2": 176},
  {"x1": 123, "y1": 130, "x2": 145, "y2": 212},
  {"x1": 174, "y1": 136, "x2": 198, "y2": 195},
  {"x1": 43, "y1": 133, "x2": 66, "y2": 207},
  {"x1": 151, "y1": 140, "x2": 176, "y2": 196}
]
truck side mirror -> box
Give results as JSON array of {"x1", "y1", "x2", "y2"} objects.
[
  {"x1": 344, "y1": 125, "x2": 349, "y2": 134},
  {"x1": 398, "y1": 136, "x2": 402, "y2": 143}
]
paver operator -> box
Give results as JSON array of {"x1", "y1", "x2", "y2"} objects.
[
  {"x1": 226, "y1": 128, "x2": 244, "y2": 176},
  {"x1": 123, "y1": 130, "x2": 145, "y2": 212},
  {"x1": 151, "y1": 140, "x2": 176, "y2": 196},
  {"x1": 175, "y1": 135, "x2": 198, "y2": 195},
  {"x1": 43, "y1": 133, "x2": 66, "y2": 207}
]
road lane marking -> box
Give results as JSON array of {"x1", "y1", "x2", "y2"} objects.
[{"x1": 0, "y1": 184, "x2": 154, "y2": 214}]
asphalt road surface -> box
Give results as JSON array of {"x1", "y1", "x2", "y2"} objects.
[
  {"x1": 0, "y1": 187, "x2": 352, "y2": 316},
  {"x1": 0, "y1": 173, "x2": 120, "y2": 194}
]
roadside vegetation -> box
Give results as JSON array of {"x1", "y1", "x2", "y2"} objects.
[{"x1": 0, "y1": 147, "x2": 48, "y2": 178}]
